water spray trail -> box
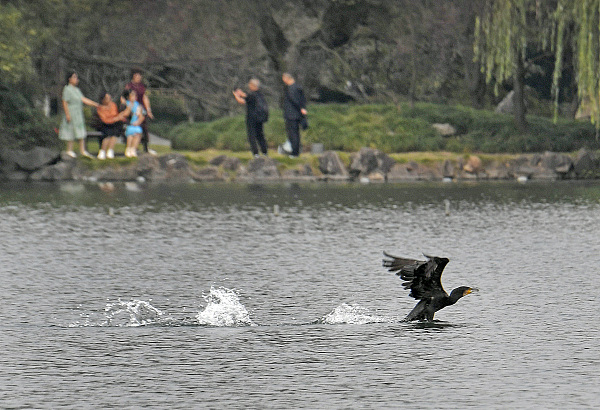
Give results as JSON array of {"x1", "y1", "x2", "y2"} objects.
[
  {"x1": 196, "y1": 287, "x2": 255, "y2": 327},
  {"x1": 318, "y1": 303, "x2": 392, "y2": 325},
  {"x1": 103, "y1": 299, "x2": 164, "y2": 327}
]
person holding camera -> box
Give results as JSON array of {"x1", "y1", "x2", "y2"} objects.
[{"x1": 233, "y1": 78, "x2": 269, "y2": 157}]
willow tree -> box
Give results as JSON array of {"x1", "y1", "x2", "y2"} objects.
[
  {"x1": 474, "y1": 0, "x2": 556, "y2": 131},
  {"x1": 552, "y1": 0, "x2": 600, "y2": 127}
]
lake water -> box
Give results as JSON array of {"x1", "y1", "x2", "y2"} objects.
[{"x1": 1, "y1": 180, "x2": 599, "y2": 408}]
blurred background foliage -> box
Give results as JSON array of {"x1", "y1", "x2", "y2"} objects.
[{"x1": 1, "y1": 0, "x2": 599, "y2": 153}]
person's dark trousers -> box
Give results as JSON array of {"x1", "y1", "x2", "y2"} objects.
[
  {"x1": 285, "y1": 119, "x2": 301, "y2": 156},
  {"x1": 141, "y1": 119, "x2": 149, "y2": 152},
  {"x1": 247, "y1": 120, "x2": 268, "y2": 155}
]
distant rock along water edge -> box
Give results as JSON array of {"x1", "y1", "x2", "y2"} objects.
[{"x1": 1, "y1": 147, "x2": 599, "y2": 183}]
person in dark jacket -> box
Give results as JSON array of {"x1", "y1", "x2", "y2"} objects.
[
  {"x1": 233, "y1": 78, "x2": 269, "y2": 157},
  {"x1": 282, "y1": 72, "x2": 307, "y2": 157}
]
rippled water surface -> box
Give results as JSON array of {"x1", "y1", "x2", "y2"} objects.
[{"x1": 1, "y1": 181, "x2": 600, "y2": 408}]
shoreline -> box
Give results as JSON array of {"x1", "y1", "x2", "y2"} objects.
[{"x1": 1, "y1": 147, "x2": 599, "y2": 184}]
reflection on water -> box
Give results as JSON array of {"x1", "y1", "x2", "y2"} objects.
[
  {"x1": 406, "y1": 321, "x2": 467, "y2": 331},
  {"x1": 1, "y1": 181, "x2": 600, "y2": 408},
  {"x1": 4, "y1": 179, "x2": 600, "y2": 209}
]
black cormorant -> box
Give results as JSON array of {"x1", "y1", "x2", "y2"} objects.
[{"x1": 382, "y1": 252, "x2": 476, "y2": 321}]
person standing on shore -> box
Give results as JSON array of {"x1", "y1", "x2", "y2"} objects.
[
  {"x1": 125, "y1": 68, "x2": 156, "y2": 155},
  {"x1": 233, "y1": 78, "x2": 269, "y2": 157},
  {"x1": 58, "y1": 72, "x2": 99, "y2": 158},
  {"x1": 282, "y1": 72, "x2": 307, "y2": 158}
]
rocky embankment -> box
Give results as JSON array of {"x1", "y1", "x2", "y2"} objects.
[{"x1": 1, "y1": 147, "x2": 600, "y2": 183}]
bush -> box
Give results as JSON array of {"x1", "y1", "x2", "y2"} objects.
[
  {"x1": 167, "y1": 102, "x2": 600, "y2": 153},
  {"x1": 149, "y1": 93, "x2": 189, "y2": 124},
  {"x1": 0, "y1": 80, "x2": 60, "y2": 150},
  {"x1": 169, "y1": 122, "x2": 216, "y2": 150}
]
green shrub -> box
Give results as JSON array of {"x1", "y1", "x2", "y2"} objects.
[
  {"x1": 166, "y1": 102, "x2": 599, "y2": 153},
  {"x1": 149, "y1": 93, "x2": 189, "y2": 124},
  {"x1": 264, "y1": 113, "x2": 287, "y2": 146},
  {"x1": 169, "y1": 122, "x2": 216, "y2": 150},
  {"x1": 216, "y1": 128, "x2": 247, "y2": 152},
  {"x1": 0, "y1": 80, "x2": 60, "y2": 150}
]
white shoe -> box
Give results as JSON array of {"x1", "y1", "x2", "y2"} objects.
[
  {"x1": 125, "y1": 148, "x2": 132, "y2": 158},
  {"x1": 106, "y1": 149, "x2": 114, "y2": 159},
  {"x1": 97, "y1": 150, "x2": 106, "y2": 160},
  {"x1": 282, "y1": 140, "x2": 292, "y2": 153},
  {"x1": 81, "y1": 151, "x2": 93, "y2": 158},
  {"x1": 147, "y1": 148, "x2": 158, "y2": 156},
  {"x1": 65, "y1": 151, "x2": 76, "y2": 158}
]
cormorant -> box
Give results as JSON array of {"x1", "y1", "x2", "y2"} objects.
[{"x1": 382, "y1": 252, "x2": 476, "y2": 321}]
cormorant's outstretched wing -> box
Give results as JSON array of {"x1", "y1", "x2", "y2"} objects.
[{"x1": 382, "y1": 252, "x2": 449, "y2": 299}]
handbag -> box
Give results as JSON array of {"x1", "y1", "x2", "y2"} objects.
[{"x1": 300, "y1": 115, "x2": 309, "y2": 130}]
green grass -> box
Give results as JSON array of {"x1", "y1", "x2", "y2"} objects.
[
  {"x1": 78, "y1": 140, "x2": 171, "y2": 169},
  {"x1": 166, "y1": 102, "x2": 599, "y2": 154}
]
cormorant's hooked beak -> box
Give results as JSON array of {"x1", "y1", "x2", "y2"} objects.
[{"x1": 464, "y1": 287, "x2": 479, "y2": 296}]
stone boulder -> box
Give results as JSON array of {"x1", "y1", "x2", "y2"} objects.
[
  {"x1": 495, "y1": 87, "x2": 537, "y2": 115},
  {"x1": 158, "y1": 153, "x2": 196, "y2": 181},
  {"x1": 386, "y1": 161, "x2": 439, "y2": 181},
  {"x1": 281, "y1": 164, "x2": 315, "y2": 180},
  {"x1": 366, "y1": 171, "x2": 385, "y2": 182},
  {"x1": 192, "y1": 166, "x2": 224, "y2": 181},
  {"x1": 92, "y1": 164, "x2": 138, "y2": 181},
  {"x1": 432, "y1": 123, "x2": 457, "y2": 137},
  {"x1": 136, "y1": 154, "x2": 166, "y2": 180},
  {"x1": 441, "y1": 159, "x2": 455, "y2": 178},
  {"x1": 209, "y1": 154, "x2": 227, "y2": 166},
  {"x1": 462, "y1": 155, "x2": 483, "y2": 174},
  {"x1": 495, "y1": 90, "x2": 516, "y2": 115},
  {"x1": 537, "y1": 151, "x2": 573, "y2": 175},
  {"x1": 485, "y1": 161, "x2": 510, "y2": 180},
  {"x1": 30, "y1": 161, "x2": 75, "y2": 181},
  {"x1": 349, "y1": 148, "x2": 395, "y2": 179},
  {"x1": 3, "y1": 147, "x2": 60, "y2": 172},
  {"x1": 209, "y1": 154, "x2": 241, "y2": 171},
  {"x1": 508, "y1": 156, "x2": 539, "y2": 179},
  {"x1": 507, "y1": 154, "x2": 561, "y2": 180},
  {"x1": 522, "y1": 151, "x2": 573, "y2": 180},
  {"x1": 240, "y1": 156, "x2": 280, "y2": 180},
  {"x1": 318, "y1": 151, "x2": 348, "y2": 177},
  {"x1": 158, "y1": 152, "x2": 188, "y2": 170},
  {"x1": 4, "y1": 170, "x2": 29, "y2": 181},
  {"x1": 222, "y1": 156, "x2": 241, "y2": 171},
  {"x1": 0, "y1": 151, "x2": 18, "y2": 176},
  {"x1": 573, "y1": 149, "x2": 599, "y2": 178}
]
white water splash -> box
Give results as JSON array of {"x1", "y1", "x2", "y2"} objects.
[
  {"x1": 319, "y1": 303, "x2": 390, "y2": 325},
  {"x1": 104, "y1": 299, "x2": 164, "y2": 327},
  {"x1": 196, "y1": 287, "x2": 255, "y2": 327}
]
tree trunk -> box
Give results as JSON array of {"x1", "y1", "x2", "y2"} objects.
[{"x1": 513, "y1": 51, "x2": 527, "y2": 132}]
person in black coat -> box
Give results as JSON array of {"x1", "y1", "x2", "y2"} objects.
[
  {"x1": 282, "y1": 72, "x2": 308, "y2": 157},
  {"x1": 233, "y1": 78, "x2": 269, "y2": 157}
]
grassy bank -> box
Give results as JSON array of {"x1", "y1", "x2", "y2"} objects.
[{"x1": 164, "y1": 102, "x2": 599, "y2": 154}]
